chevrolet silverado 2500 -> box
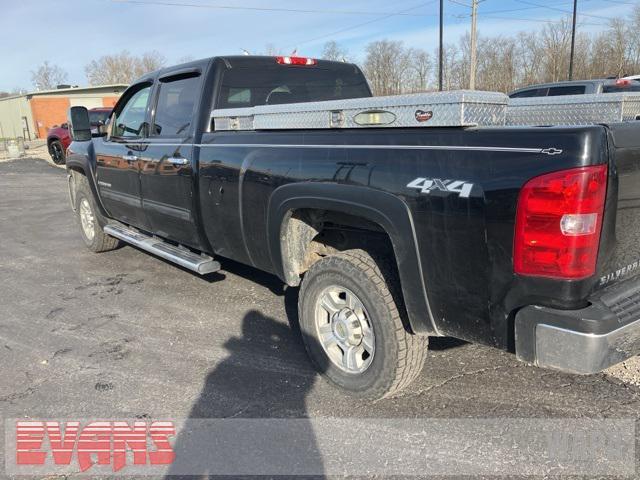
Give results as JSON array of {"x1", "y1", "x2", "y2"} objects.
[{"x1": 64, "y1": 56, "x2": 640, "y2": 399}]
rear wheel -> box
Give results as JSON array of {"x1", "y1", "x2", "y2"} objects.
[
  {"x1": 49, "y1": 140, "x2": 65, "y2": 165},
  {"x1": 74, "y1": 176, "x2": 120, "y2": 253},
  {"x1": 298, "y1": 249, "x2": 428, "y2": 399}
]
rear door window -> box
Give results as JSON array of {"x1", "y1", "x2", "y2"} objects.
[{"x1": 152, "y1": 74, "x2": 201, "y2": 137}]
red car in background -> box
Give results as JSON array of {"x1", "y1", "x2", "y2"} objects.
[{"x1": 47, "y1": 107, "x2": 111, "y2": 164}]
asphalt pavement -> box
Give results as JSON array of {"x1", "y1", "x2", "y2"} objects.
[{"x1": 1, "y1": 158, "x2": 639, "y2": 478}]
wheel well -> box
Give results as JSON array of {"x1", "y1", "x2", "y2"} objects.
[
  {"x1": 47, "y1": 137, "x2": 59, "y2": 148},
  {"x1": 280, "y1": 208, "x2": 395, "y2": 286},
  {"x1": 67, "y1": 166, "x2": 86, "y2": 178}
]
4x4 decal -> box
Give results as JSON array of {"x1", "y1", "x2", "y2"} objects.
[{"x1": 407, "y1": 177, "x2": 474, "y2": 198}]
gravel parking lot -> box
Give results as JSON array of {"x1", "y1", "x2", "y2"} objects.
[{"x1": 1, "y1": 158, "x2": 640, "y2": 477}]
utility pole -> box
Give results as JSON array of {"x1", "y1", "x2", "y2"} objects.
[
  {"x1": 568, "y1": 0, "x2": 578, "y2": 80},
  {"x1": 469, "y1": 0, "x2": 478, "y2": 90},
  {"x1": 439, "y1": 0, "x2": 444, "y2": 91}
]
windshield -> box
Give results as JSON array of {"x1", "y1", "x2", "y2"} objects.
[
  {"x1": 89, "y1": 110, "x2": 110, "y2": 125},
  {"x1": 216, "y1": 65, "x2": 371, "y2": 109}
]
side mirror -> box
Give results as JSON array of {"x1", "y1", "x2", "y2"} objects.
[
  {"x1": 68, "y1": 106, "x2": 91, "y2": 141},
  {"x1": 61, "y1": 123, "x2": 69, "y2": 130}
]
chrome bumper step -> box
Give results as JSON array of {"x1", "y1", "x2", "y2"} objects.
[{"x1": 104, "y1": 224, "x2": 220, "y2": 275}]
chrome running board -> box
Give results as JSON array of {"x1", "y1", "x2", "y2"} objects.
[{"x1": 104, "y1": 224, "x2": 220, "y2": 275}]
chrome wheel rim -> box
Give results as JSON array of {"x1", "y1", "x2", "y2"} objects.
[
  {"x1": 314, "y1": 285, "x2": 374, "y2": 374},
  {"x1": 79, "y1": 198, "x2": 95, "y2": 241}
]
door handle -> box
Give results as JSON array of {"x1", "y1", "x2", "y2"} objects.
[
  {"x1": 168, "y1": 157, "x2": 189, "y2": 166},
  {"x1": 122, "y1": 154, "x2": 138, "y2": 162}
]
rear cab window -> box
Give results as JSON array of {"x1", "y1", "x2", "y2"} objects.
[{"x1": 215, "y1": 63, "x2": 371, "y2": 109}]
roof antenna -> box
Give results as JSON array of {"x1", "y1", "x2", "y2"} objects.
[
  {"x1": 241, "y1": 48, "x2": 251, "y2": 56},
  {"x1": 290, "y1": 49, "x2": 297, "y2": 57}
]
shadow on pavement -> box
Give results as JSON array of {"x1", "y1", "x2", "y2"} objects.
[{"x1": 165, "y1": 287, "x2": 326, "y2": 478}]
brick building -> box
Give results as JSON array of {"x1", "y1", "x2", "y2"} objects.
[{"x1": 0, "y1": 84, "x2": 127, "y2": 139}]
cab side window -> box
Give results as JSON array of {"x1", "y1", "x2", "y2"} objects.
[
  {"x1": 547, "y1": 85, "x2": 586, "y2": 96},
  {"x1": 152, "y1": 74, "x2": 201, "y2": 137},
  {"x1": 111, "y1": 85, "x2": 151, "y2": 138},
  {"x1": 509, "y1": 88, "x2": 549, "y2": 98}
]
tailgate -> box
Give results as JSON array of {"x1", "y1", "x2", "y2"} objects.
[{"x1": 597, "y1": 123, "x2": 640, "y2": 289}]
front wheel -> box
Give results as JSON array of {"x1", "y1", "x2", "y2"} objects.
[
  {"x1": 298, "y1": 249, "x2": 428, "y2": 399},
  {"x1": 49, "y1": 140, "x2": 66, "y2": 165},
  {"x1": 74, "y1": 176, "x2": 120, "y2": 253}
]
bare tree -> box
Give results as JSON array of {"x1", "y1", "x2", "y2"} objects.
[
  {"x1": 604, "y1": 19, "x2": 630, "y2": 77},
  {"x1": 364, "y1": 40, "x2": 412, "y2": 96},
  {"x1": 405, "y1": 48, "x2": 432, "y2": 92},
  {"x1": 135, "y1": 50, "x2": 166, "y2": 77},
  {"x1": 85, "y1": 50, "x2": 166, "y2": 85},
  {"x1": 85, "y1": 51, "x2": 138, "y2": 85},
  {"x1": 31, "y1": 61, "x2": 68, "y2": 90},
  {"x1": 321, "y1": 41, "x2": 349, "y2": 62},
  {"x1": 538, "y1": 19, "x2": 573, "y2": 82}
]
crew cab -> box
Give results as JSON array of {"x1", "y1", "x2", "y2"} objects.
[
  {"x1": 47, "y1": 108, "x2": 111, "y2": 164},
  {"x1": 64, "y1": 56, "x2": 640, "y2": 399}
]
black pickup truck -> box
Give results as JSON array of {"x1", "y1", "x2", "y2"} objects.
[{"x1": 65, "y1": 55, "x2": 640, "y2": 399}]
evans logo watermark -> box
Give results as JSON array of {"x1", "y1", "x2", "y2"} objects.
[{"x1": 407, "y1": 177, "x2": 474, "y2": 198}]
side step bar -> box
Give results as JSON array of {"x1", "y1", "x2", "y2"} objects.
[{"x1": 104, "y1": 224, "x2": 220, "y2": 275}]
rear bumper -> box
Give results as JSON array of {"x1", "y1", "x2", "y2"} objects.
[{"x1": 515, "y1": 278, "x2": 640, "y2": 374}]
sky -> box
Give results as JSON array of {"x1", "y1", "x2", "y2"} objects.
[{"x1": 0, "y1": 0, "x2": 637, "y2": 91}]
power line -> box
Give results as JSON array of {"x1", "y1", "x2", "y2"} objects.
[
  {"x1": 600, "y1": 0, "x2": 640, "y2": 4},
  {"x1": 286, "y1": 1, "x2": 439, "y2": 50},
  {"x1": 475, "y1": 0, "x2": 593, "y2": 15},
  {"x1": 512, "y1": 0, "x2": 618, "y2": 20},
  {"x1": 479, "y1": 15, "x2": 605, "y2": 25},
  {"x1": 450, "y1": 0, "x2": 605, "y2": 22},
  {"x1": 110, "y1": 0, "x2": 437, "y2": 17},
  {"x1": 447, "y1": 0, "x2": 473, "y2": 7}
]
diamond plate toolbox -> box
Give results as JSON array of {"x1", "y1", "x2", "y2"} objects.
[
  {"x1": 507, "y1": 93, "x2": 640, "y2": 126},
  {"x1": 212, "y1": 91, "x2": 508, "y2": 131}
]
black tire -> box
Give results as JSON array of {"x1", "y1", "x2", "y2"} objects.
[
  {"x1": 74, "y1": 175, "x2": 120, "y2": 253},
  {"x1": 298, "y1": 249, "x2": 428, "y2": 399},
  {"x1": 49, "y1": 140, "x2": 66, "y2": 165}
]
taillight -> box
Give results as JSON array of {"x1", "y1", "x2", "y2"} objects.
[
  {"x1": 276, "y1": 56, "x2": 317, "y2": 66},
  {"x1": 514, "y1": 165, "x2": 608, "y2": 279},
  {"x1": 616, "y1": 78, "x2": 631, "y2": 86}
]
